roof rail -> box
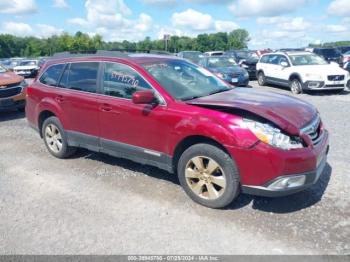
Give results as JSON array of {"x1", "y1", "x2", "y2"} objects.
[{"x1": 51, "y1": 50, "x2": 130, "y2": 59}]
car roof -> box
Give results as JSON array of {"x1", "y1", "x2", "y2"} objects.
[
  {"x1": 45, "y1": 52, "x2": 182, "y2": 67},
  {"x1": 263, "y1": 51, "x2": 313, "y2": 56}
]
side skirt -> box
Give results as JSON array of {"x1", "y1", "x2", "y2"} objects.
[{"x1": 67, "y1": 131, "x2": 173, "y2": 173}]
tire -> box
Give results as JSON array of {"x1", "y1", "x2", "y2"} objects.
[
  {"x1": 177, "y1": 143, "x2": 240, "y2": 208},
  {"x1": 290, "y1": 79, "x2": 303, "y2": 94},
  {"x1": 42, "y1": 116, "x2": 76, "y2": 159},
  {"x1": 257, "y1": 72, "x2": 266, "y2": 86}
]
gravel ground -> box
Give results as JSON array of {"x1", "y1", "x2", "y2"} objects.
[{"x1": 0, "y1": 80, "x2": 349, "y2": 255}]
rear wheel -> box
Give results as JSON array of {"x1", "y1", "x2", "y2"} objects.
[
  {"x1": 42, "y1": 116, "x2": 76, "y2": 159},
  {"x1": 290, "y1": 79, "x2": 303, "y2": 94},
  {"x1": 177, "y1": 143, "x2": 240, "y2": 208},
  {"x1": 257, "y1": 72, "x2": 266, "y2": 86}
]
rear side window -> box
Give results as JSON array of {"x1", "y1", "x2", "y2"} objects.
[
  {"x1": 39, "y1": 64, "x2": 65, "y2": 86},
  {"x1": 58, "y1": 62, "x2": 99, "y2": 93},
  {"x1": 103, "y1": 62, "x2": 152, "y2": 99}
]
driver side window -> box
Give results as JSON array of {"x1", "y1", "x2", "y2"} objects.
[{"x1": 103, "y1": 62, "x2": 152, "y2": 99}]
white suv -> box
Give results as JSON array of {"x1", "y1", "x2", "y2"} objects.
[{"x1": 256, "y1": 51, "x2": 350, "y2": 94}]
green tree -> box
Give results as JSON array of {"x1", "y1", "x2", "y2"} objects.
[{"x1": 228, "y1": 29, "x2": 250, "y2": 49}]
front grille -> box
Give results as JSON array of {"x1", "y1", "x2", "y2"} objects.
[
  {"x1": 229, "y1": 73, "x2": 240, "y2": 78},
  {"x1": 325, "y1": 84, "x2": 345, "y2": 88},
  {"x1": 0, "y1": 86, "x2": 22, "y2": 98},
  {"x1": 328, "y1": 75, "x2": 344, "y2": 81},
  {"x1": 300, "y1": 115, "x2": 323, "y2": 146}
]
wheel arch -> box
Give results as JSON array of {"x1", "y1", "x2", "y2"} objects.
[
  {"x1": 289, "y1": 73, "x2": 303, "y2": 83},
  {"x1": 38, "y1": 110, "x2": 56, "y2": 138},
  {"x1": 172, "y1": 135, "x2": 232, "y2": 173}
]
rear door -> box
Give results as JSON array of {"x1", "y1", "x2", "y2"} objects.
[{"x1": 56, "y1": 62, "x2": 101, "y2": 149}]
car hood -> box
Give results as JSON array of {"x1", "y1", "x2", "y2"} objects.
[
  {"x1": 0, "y1": 71, "x2": 23, "y2": 86},
  {"x1": 209, "y1": 66, "x2": 245, "y2": 75},
  {"x1": 240, "y1": 58, "x2": 258, "y2": 65},
  {"x1": 14, "y1": 65, "x2": 38, "y2": 70},
  {"x1": 298, "y1": 64, "x2": 347, "y2": 75},
  {"x1": 187, "y1": 88, "x2": 317, "y2": 135}
]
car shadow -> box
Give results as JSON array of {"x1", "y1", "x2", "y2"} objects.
[
  {"x1": 76, "y1": 149, "x2": 331, "y2": 214},
  {"x1": 77, "y1": 149, "x2": 180, "y2": 185},
  {"x1": 0, "y1": 110, "x2": 25, "y2": 122},
  {"x1": 227, "y1": 163, "x2": 332, "y2": 213}
]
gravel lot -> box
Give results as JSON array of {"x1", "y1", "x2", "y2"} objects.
[{"x1": 0, "y1": 80, "x2": 349, "y2": 255}]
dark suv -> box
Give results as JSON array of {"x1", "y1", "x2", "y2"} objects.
[
  {"x1": 26, "y1": 51, "x2": 329, "y2": 208},
  {"x1": 311, "y1": 48, "x2": 343, "y2": 66},
  {"x1": 224, "y1": 50, "x2": 259, "y2": 79}
]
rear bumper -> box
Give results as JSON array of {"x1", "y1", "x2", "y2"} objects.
[{"x1": 241, "y1": 145, "x2": 329, "y2": 197}]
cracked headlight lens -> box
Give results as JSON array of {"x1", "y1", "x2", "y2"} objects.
[{"x1": 243, "y1": 119, "x2": 303, "y2": 150}]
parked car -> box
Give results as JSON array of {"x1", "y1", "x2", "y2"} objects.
[
  {"x1": 338, "y1": 46, "x2": 350, "y2": 54},
  {"x1": 26, "y1": 51, "x2": 329, "y2": 208},
  {"x1": 177, "y1": 51, "x2": 203, "y2": 64},
  {"x1": 256, "y1": 51, "x2": 350, "y2": 94},
  {"x1": 204, "y1": 51, "x2": 224, "y2": 56},
  {"x1": 0, "y1": 64, "x2": 27, "y2": 111},
  {"x1": 224, "y1": 50, "x2": 259, "y2": 79},
  {"x1": 341, "y1": 51, "x2": 350, "y2": 65},
  {"x1": 198, "y1": 56, "x2": 249, "y2": 86},
  {"x1": 1, "y1": 58, "x2": 23, "y2": 71},
  {"x1": 13, "y1": 59, "x2": 40, "y2": 78},
  {"x1": 310, "y1": 48, "x2": 343, "y2": 66}
]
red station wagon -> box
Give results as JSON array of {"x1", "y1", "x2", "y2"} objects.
[{"x1": 26, "y1": 51, "x2": 330, "y2": 208}]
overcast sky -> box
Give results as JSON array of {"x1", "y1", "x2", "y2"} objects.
[{"x1": 0, "y1": 0, "x2": 349, "y2": 49}]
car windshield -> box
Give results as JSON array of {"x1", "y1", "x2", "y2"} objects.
[
  {"x1": 236, "y1": 51, "x2": 259, "y2": 59},
  {"x1": 182, "y1": 52, "x2": 202, "y2": 63},
  {"x1": 20, "y1": 60, "x2": 37, "y2": 66},
  {"x1": 208, "y1": 57, "x2": 237, "y2": 67},
  {"x1": 142, "y1": 60, "x2": 231, "y2": 101},
  {"x1": 290, "y1": 54, "x2": 329, "y2": 66},
  {"x1": 0, "y1": 65, "x2": 7, "y2": 73},
  {"x1": 344, "y1": 51, "x2": 350, "y2": 55}
]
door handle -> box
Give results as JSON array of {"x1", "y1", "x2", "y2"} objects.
[
  {"x1": 55, "y1": 95, "x2": 64, "y2": 103},
  {"x1": 100, "y1": 103, "x2": 112, "y2": 112}
]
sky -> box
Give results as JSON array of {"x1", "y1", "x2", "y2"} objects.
[{"x1": 0, "y1": 0, "x2": 349, "y2": 49}]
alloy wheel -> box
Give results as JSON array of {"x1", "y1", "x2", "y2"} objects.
[
  {"x1": 291, "y1": 80, "x2": 302, "y2": 94},
  {"x1": 45, "y1": 124, "x2": 63, "y2": 153},
  {"x1": 185, "y1": 156, "x2": 226, "y2": 200}
]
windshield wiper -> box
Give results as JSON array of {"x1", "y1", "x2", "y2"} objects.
[{"x1": 206, "y1": 89, "x2": 230, "y2": 96}]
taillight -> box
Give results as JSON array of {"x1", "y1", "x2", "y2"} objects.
[{"x1": 26, "y1": 86, "x2": 33, "y2": 97}]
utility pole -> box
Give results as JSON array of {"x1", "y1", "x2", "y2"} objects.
[{"x1": 164, "y1": 34, "x2": 170, "y2": 51}]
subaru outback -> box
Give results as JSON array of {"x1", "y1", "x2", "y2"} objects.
[{"x1": 26, "y1": 51, "x2": 330, "y2": 208}]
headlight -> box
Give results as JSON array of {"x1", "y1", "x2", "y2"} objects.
[
  {"x1": 19, "y1": 80, "x2": 28, "y2": 88},
  {"x1": 305, "y1": 73, "x2": 323, "y2": 80},
  {"x1": 243, "y1": 119, "x2": 303, "y2": 150}
]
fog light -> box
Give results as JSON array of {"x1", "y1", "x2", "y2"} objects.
[
  {"x1": 308, "y1": 82, "x2": 321, "y2": 88},
  {"x1": 268, "y1": 175, "x2": 306, "y2": 190}
]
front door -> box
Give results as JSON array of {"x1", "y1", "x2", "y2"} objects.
[{"x1": 98, "y1": 62, "x2": 171, "y2": 166}]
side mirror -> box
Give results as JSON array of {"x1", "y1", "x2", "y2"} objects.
[
  {"x1": 280, "y1": 61, "x2": 289, "y2": 67},
  {"x1": 132, "y1": 90, "x2": 157, "y2": 105}
]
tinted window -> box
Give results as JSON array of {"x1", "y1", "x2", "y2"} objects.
[
  {"x1": 58, "y1": 62, "x2": 99, "y2": 93},
  {"x1": 268, "y1": 55, "x2": 281, "y2": 65},
  {"x1": 40, "y1": 64, "x2": 65, "y2": 86},
  {"x1": 103, "y1": 62, "x2": 152, "y2": 99}
]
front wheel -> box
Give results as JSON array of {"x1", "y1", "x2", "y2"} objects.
[
  {"x1": 177, "y1": 143, "x2": 240, "y2": 208},
  {"x1": 290, "y1": 79, "x2": 303, "y2": 94},
  {"x1": 257, "y1": 72, "x2": 266, "y2": 86}
]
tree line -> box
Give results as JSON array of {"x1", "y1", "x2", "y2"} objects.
[
  {"x1": 308, "y1": 41, "x2": 350, "y2": 48},
  {"x1": 0, "y1": 29, "x2": 250, "y2": 58}
]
